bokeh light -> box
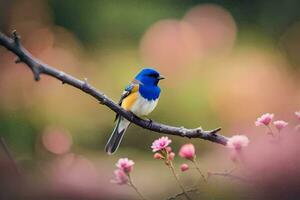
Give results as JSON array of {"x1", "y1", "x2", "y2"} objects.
[
  {"x1": 184, "y1": 4, "x2": 237, "y2": 56},
  {"x1": 42, "y1": 127, "x2": 72, "y2": 155},
  {"x1": 140, "y1": 19, "x2": 201, "y2": 70}
]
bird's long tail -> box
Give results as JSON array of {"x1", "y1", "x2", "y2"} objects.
[{"x1": 105, "y1": 116, "x2": 130, "y2": 155}]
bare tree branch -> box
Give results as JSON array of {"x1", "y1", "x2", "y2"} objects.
[{"x1": 0, "y1": 30, "x2": 228, "y2": 145}]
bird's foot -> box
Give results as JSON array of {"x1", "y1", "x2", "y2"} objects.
[
  {"x1": 130, "y1": 113, "x2": 153, "y2": 127},
  {"x1": 144, "y1": 117, "x2": 153, "y2": 127},
  {"x1": 129, "y1": 112, "x2": 139, "y2": 121}
]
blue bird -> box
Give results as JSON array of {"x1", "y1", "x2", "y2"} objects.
[{"x1": 105, "y1": 68, "x2": 165, "y2": 154}]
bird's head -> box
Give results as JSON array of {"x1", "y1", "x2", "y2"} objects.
[{"x1": 135, "y1": 68, "x2": 165, "y2": 86}]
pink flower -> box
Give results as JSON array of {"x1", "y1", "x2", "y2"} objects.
[
  {"x1": 165, "y1": 146, "x2": 172, "y2": 153},
  {"x1": 153, "y1": 153, "x2": 164, "y2": 159},
  {"x1": 112, "y1": 169, "x2": 128, "y2": 185},
  {"x1": 168, "y1": 152, "x2": 175, "y2": 161},
  {"x1": 151, "y1": 136, "x2": 172, "y2": 152},
  {"x1": 227, "y1": 135, "x2": 249, "y2": 151},
  {"x1": 116, "y1": 158, "x2": 134, "y2": 173},
  {"x1": 295, "y1": 111, "x2": 300, "y2": 121},
  {"x1": 273, "y1": 120, "x2": 288, "y2": 131},
  {"x1": 180, "y1": 163, "x2": 189, "y2": 172},
  {"x1": 179, "y1": 143, "x2": 195, "y2": 160},
  {"x1": 255, "y1": 113, "x2": 274, "y2": 126}
]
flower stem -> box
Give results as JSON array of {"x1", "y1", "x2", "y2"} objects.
[
  {"x1": 277, "y1": 129, "x2": 282, "y2": 140},
  {"x1": 168, "y1": 161, "x2": 191, "y2": 200},
  {"x1": 192, "y1": 158, "x2": 207, "y2": 183},
  {"x1": 128, "y1": 174, "x2": 146, "y2": 200},
  {"x1": 266, "y1": 125, "x2": 274, "y2": 137}
]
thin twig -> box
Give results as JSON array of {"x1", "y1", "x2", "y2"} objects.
[
  {"x1": 266, "y1": 125, "x2": 275, "y2": 137},
  {"x1": 0, "y1": 30, "x2": 229, "y2": 145},
  {"x1": 167, "y1": 188, "x2": 198, "y2": 200},
  {"x1": 0, "y1": 137, "x2": 22, "y2": 176},
  {"x1": 127, "y1": 174, "x2": 146, "y2": 200},
  {"x1": 208, "y1": 171, "x2": 251, "y2": 183},
  {"x1": 192, "y1": 158, "x2": 207, "y2": 183},
  {"x1": 168, "y1": 161, "x2": 191, "y2": 200}
]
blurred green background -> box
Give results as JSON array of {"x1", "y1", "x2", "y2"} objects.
[{"x1": 0, "y1": 0, "x2": 300, "y2": 199}]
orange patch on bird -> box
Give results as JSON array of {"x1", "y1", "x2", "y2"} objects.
[{"x1": 122, "y1": 92, "x2": 138, "y2": 110}]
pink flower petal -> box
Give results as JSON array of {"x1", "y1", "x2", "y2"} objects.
[
  {"x1": 273, "y1": 120, "x2": 288, "y2": 131},
  {"x1": 153, "y1": 153, "x2": 164, "y2": 159},
  {"x1": 227, "y1": 135, "x2": 249, "y2": 151},
  {"x1": 180, "y1": 163, "x2": 189, "y2": 172},
  {"x1": 112, "y1": 169, "x2": 128, "y2": 185},
  {"x1": 151, "y1": 136, "x2": 172, "y2": 152},
  {"x1": 179, "y1": 143, "x2": 195, "y2": 160},
  {"x1": 116, "y1": 158, "x2": 134, "y2": 173},
  {"x1": 255, "y1": 113, "x2": 274, "y2": 126}
]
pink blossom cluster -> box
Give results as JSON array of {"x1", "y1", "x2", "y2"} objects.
[
  {"x1": 227, "y1": 135, "x2": 249, "y2": 151},
  {"x1": 255, "y1": 113, "x2": 289, "y2": 133},
  {"x1": 112, "y1": 158, "x2": 134, "y2": 185},
  {"x1": 113, "y1": 169, "x2": 128, "y2": 185},
  {"x1": 273, "y1": 120, "x2": 288, "y2": 131},
  {"x1": 226, "y1": 135, "x2": 250, "y2": 164},
  {"x1": 255, "y1": 113, "x2": 274, "y2": 126},
  {"x1": 151, "y1": 136, "x2": 172, "y2": 152},
  {"x1": 152, "y1": 137, "x2": 199, "y2": 173},
  {"x1": 178, "y1": 143, "x2": 196, "y2": 172},
  {"x1": 116, "y1": 158, "x2": 134, "y2": 173},
  {"x1": 110, "y1": 110, "x2": 300, "y2": 190},
  {"x1": 152, "y1": 136, "x2": 175, "y2": 164}
]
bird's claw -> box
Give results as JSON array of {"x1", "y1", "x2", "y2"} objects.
[{"x1": 146, "y1": 118, "x2": 153, "y2": 127}]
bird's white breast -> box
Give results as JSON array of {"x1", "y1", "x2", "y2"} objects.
[{"x1": 130, "y1": 94, "x2": 158, "y2": 117}]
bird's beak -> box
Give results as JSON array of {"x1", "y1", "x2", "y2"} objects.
[{"x1": 158, "y1": 75, "x2": 165, "y2": 80}]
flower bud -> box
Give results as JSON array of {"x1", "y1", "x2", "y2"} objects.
[
  {"x1": 180, "y1": 163, "x2": 189, "y2": 172},
  {"x1": 153, "y1": 153, "x2": 164, "y2": 160}
]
